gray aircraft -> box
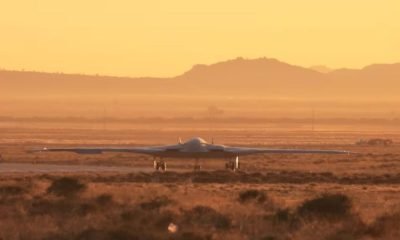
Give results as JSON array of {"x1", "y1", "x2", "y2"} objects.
[{"x1": 34, "y1": 137, "x2": 349, "y2": 171}]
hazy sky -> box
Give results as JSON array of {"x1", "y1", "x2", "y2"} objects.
[{"x1": 1, "y1": 0, "x2": 399, "y2": 77}]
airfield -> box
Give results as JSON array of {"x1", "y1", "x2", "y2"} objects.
[{"x1": 1, "y1": 120, "x2": 400, "y2": 239}]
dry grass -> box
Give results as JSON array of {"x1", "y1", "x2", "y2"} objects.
[
  {"x1": 0, "y1": 124, "x2": 400, "y2": 239},
  {"x1": 0, "y1": 175, "x2": 398, "y2": 240}
]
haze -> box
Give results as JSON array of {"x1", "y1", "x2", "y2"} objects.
[{"x1": 1, "y1": 0, "x2": 399, "y2": 77}]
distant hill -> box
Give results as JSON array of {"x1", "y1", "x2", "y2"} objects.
[
  {"x1": 310, "y1": 65, "x2": 333, "y2": 73},
  {"x1": 327, "y1": 63, "x2": 400, "y2": 97},
  {"x1": 0, "y1": 70, "x2": 168, "y2": 97},
  {"x1": 174, "y1": 57, "x2": 326, "y2": 96},
  {"x1": 1, "y1": 57, "x2": 400, "y2": 99}
]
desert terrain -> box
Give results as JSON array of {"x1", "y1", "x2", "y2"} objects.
[
  {"x1": 1, "y1": 119, "x2": 400, "y2": 240},
  {"x1": 2, "y1": 1, "x2": 400, "y2": 239}
]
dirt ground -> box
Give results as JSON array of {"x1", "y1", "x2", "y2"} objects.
[{"x1": 0, "y1": 121, "x2": 400, "y2": 239}]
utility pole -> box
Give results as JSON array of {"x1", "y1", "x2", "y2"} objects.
[
  {"x1": 103, "y1": 105, "x2": 107, "y2": 131},
  {"x1": 311, "y1": 108, "x2": 315, "y2": 132}
]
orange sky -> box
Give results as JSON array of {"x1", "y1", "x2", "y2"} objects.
[{"x1": 1, "y1": 0, "x2": 399, "y2": 77}]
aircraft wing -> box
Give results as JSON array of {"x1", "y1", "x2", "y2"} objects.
[
  {"x1": 224, "y1": 147, "x2": 350, "y2": 156},
  {"x1": 31, "y1": 146, "x2": 166, "y2": 155}
]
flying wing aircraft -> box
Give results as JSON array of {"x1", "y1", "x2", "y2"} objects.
[{"x1": 33, "y1": 137, "x2": 349, "y2": 171}]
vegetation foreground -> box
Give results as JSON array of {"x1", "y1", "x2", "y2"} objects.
[{"x1": 0, "y1": 174, "x2": 399, "y2": 240}]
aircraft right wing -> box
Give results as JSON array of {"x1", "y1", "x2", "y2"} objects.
[{"x1": 224, "y1": 147, "x2": 350, "y2": 156}]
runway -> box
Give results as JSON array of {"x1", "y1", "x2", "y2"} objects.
[{"x1": 0, "y1": 163, "x2": 154, "y2": 173}]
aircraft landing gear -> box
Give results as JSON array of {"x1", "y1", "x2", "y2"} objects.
[
  {"x1": 193, "y1": 158, "x2": 202, "y2": 171},
  {"x1": 154, "y1": 160, "x2": 167, "y2": 171},
  {"x1": 193, "y1": 165, "x2": 202, "y2": 171},
  {"x1": 225, "y1": 156, "x2": 240, "y2": 171}
]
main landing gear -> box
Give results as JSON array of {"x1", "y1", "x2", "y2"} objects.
[
  {"x1": 225, "y1": 156, "x2": 240, "y2": 171},
  {"x1": 154, "y1": 159, "x2": 167, "y2": 171},
  {"x1": 193, "y1": 158, "x2": 202, "y2": 171}
]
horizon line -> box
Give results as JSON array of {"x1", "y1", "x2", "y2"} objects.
[{"x1": 1, "y1": 56, "x2": 399, "y2": 79}]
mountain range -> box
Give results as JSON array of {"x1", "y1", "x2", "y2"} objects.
[{"x1": 2, "y1": 57, "x2": 400, "y2": 99}]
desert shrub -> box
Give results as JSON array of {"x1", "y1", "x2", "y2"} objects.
[
  {"x1": 0, "y1": 185, "x2": 25, "y2": 195},
  {"x1": 77, "y1": 228, "x2": 155, "y2": 240},
  {"x1": 120, "y1": 209, "x2": 137, "y2": 222},
  {"x1": 366, "y1": 211, "x2": 400, "y2": 237},
  {"x1": 326, "y1": 230, "x2": 358, "y2": 240},
  {"x1": 47, "y1": 177, "x2": 86, "y2": 197},
  {"x1": 268, "y1": 208, "x2": 301, "y2": 231},
  {"x1": 325, "y1": 217, "x2": 366, "y2": 240},
  {"x1": 75, "y1": 228, "x2": 108, "y2": 240},
  {"x1": 238, "y1": 189, "x2": 267, "y2": 203},
  {"x1": 45, "y1": 227, "x2": 158, "y2": 240},
  {"x1": 139, "y1": 196, "x2": 172, "y2": 211},
  {"x1": 120, "y1": 206, "x2": 173, "y2": 229},
  {"x1": 78, "y1": 202, "x2": 97, "y2": 216},
  {"x1": 42, "y1": 233, "x2": 72, "y2": 240},
  {"x1": 29, "y1": 197, "x2": 70, "y2": 216},
  {"x1": 95, "y1": 193, "x2": 113, "y2": 206},
  {"x1": 183, "y1": 205, "x2": 231, "y2": 230},
  {"x1": 154, "y1": 210, "x2": 177, "y2": 230},
  {"x1": 120, "y1": 208, "x2": 154, "y2": 224},
  {"x1": 176, "y1": 231, "x2": 212, "y2": 240},
  {"x1": 297, "y1": 193, "x2": 352, "y2": 220},
  {"x1": 260, "y1": 236, "x2": 277, "y2": 240},
  {"x1": 29, "y1": 196, "x2": 96, "y2": 217},
  {"x1": 106, "y1": 229, "x2": 142, "y2": 240},
  {"x1": 273, "y1": 208, "x2": 292, "y2": 223}
]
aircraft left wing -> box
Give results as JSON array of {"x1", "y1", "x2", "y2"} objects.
[
  {"x1": 31, "y1": 146, "x2": 165, "y2": 155},
  {"x1": 223, "y1": 147, "x2": 350, "y2": 156}
]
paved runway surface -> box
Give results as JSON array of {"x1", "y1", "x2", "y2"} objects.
[{"x1": 0, "y1": 163, "x2": 154, "y2": 173}]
